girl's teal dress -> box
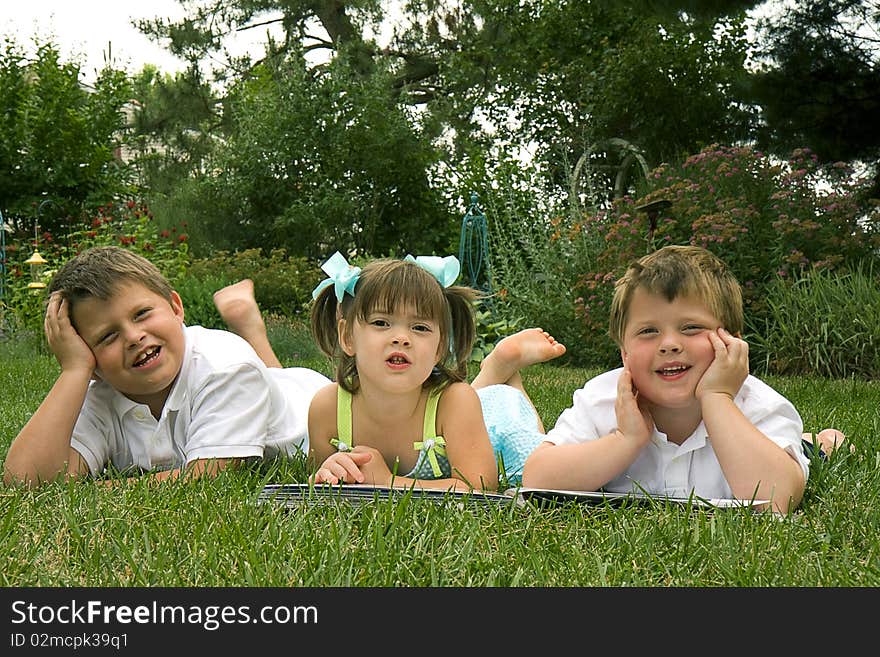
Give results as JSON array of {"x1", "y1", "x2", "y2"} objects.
[{"x1": 332, "y1": 383, "x2": 543, "y2": 484}]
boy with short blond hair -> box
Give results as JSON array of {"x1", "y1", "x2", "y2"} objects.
[
  {"x1": 3, "y1": 246, "x2": 329, "y2": 488},
  {"x1": 523, "y1": 245, "x2": 812, "y2": 512}
]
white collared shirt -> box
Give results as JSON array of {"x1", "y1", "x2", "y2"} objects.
[
  {"x1": 544, "y1": 367, "x2": 809, "y2": 499},
  {"x1": 71, "y1": 325, "x2": 329, "y2": 476}
]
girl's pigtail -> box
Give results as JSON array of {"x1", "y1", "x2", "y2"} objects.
[
  {"x1": 310, "y1": 286, "x2": 340, "y2": 359},
  {"x1": 443, "y1": 286, "x2": 480, "y2": 380}
]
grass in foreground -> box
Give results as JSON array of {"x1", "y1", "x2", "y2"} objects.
[{"x1": 1, "y1": 328, "x2": 878, "y2": 587}]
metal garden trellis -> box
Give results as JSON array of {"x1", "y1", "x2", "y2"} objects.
[
  {"x1": 458, "y1": 192, "x2": 494, "y2": 312},
  {"x1": 0, "y1": 209, "x2": 7, "y2": 305}
]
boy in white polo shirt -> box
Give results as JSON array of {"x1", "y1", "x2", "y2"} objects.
[
  {"x1": 523, "y1": 245, "x2": 844, "y2": 513},
  {"x1": 3, "y1": 246, "x2": 328, "y2": 488}
]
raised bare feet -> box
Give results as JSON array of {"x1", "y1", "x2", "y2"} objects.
[
  {"x1": 213, "y1": 279, "x2": 263, "y2": 336},
  {"x1": 477, "y1": 328, "x2": 566, "y2": 386},
  {"x1": 802, "y1": 428, "x2": 852, "y2": 456},
  {"x1": 213, "y1": 279, "x2": 282, "y2": 368}
]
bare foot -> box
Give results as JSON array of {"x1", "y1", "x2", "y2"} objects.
[
  {"x1": 803, "y1": 429, "x2": 852, "y2": 456},
  {"x1": 477, "y1": 328, "x2": 566, "y2": 385},
  {"x1": 213, "y1": 279, "x2": 282, "y2": 368},
  {"x1": 213, "y1": 279, "x2": 263, "y2": 337}
]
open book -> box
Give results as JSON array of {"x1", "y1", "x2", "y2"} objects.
[
  {"x1": 256, "y1": 483, "x2": 518, "y2": 508},
  {"x1": 507, "y1": 486, "x2": 769, "y2": 509},
  {"x1": 256, "y1": 482, "x2": 765, "y2": 510}
]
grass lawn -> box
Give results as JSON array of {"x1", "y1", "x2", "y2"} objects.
[{"x1": 1, "y1": 322, "x2": 879, "y2": 587}]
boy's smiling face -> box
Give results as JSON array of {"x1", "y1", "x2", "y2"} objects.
[
  {"x1": 620, "y1": 287, "x2": 722, "y2": 412},
  {"x1": 71, "y1": 281, "x2": 186, "y2": 414}
]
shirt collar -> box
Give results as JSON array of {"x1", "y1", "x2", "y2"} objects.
[
  {"x1": 162, "y1": 324, "x2": 193, "y2": 414},
  {"x1": 652, "y1": 422, "x2": 708, "y2": 453}
]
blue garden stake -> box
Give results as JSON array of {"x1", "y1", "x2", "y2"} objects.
[
  {"x1": 0, "y1": 209, "x2": 6, "y2": 304},
  {"x1": 458, "y1": 192, "x2": 494, "y2": 312}
]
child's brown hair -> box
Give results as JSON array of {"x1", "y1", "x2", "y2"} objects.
[
  {"x1": 310, "y1": 258, "x2": 479, "y2": 393},
  {"x1": 608, "y1": 245, "x2": 744, "y2": 345},
  {"x1": 48, "y1": 246, "x2": 175, "y2": 327}
]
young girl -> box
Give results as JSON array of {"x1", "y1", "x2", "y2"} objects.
[{"x1": 305, "y1": 252, "x2": 566, "y2": 492}]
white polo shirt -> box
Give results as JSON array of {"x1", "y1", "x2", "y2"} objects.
[
  {"x1": 544, "y1": 367, "x2": 809, "y2": 499},
  {"x1": 70, "y1": 325, "x2": 329, "y2": 476}
]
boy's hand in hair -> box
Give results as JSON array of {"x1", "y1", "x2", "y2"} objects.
[{"x1": 44, "y1": 292, "x2": 96, "y2": 377}]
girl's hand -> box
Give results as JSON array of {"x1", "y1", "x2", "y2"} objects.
[
  {"x1": 695, "y1": 328, "x2": 748, "y2": 401},
  {"x1": 614, "y1": 363, "x2": 653, "y2": 447},
  {"x1": 350, "y1": 446, "x2": 393, "y2": 486},
  {"x1": 44, "y1": 293, "x2": 96, "y2": 375},
  {"x1": 310, "y1": 450, "x2": 372, "y2": 485}
]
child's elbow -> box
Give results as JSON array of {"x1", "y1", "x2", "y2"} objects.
[
  {"x1": 3, "y1": 462, "x2": 45, "y2": 489},
  {"x1": 521, "y1": 450, "x2": 548, "y2": 488}
]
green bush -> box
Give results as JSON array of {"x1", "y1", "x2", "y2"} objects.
[
  {"x1": 185, "y1": 248, "x2": 322, "y2": 319},
  {"x1": 174, "y1": 273, "x2": 232, "y2": 329},
  {"x1": 466, "y1": 158, "x2": 609, "y2": 365},
  {"x1": 750, "y1": 265, "x2": 880, "y2": 379},
  {"x1": 570, "y1": 144, "x2": 880, "y2": 370},
  {"x1": 1, "y1": 200, "x2": 189, "y2": 340}
]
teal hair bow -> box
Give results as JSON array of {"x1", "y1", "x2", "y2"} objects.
[
  {"x1": 312, "y1": 251, "x2": 361, "y2": 302},
  {"x1": 404, "y1": 254, "x2": 461, "y2": 288}
]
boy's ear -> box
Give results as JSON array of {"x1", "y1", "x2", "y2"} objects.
[
  {"x1": 619, "y1": 348, "x2": 627, "y2": 364},
  {"x1": 338, "y1": 318, "x2": 355, "y2": 356},
  {"x1": 170, "y1": 290, "x2": 185, "y2": 322}
]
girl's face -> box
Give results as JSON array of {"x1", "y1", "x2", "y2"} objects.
[
  {"x1": 340, "y1": 303, "x2": 442, "y2": 394},
  {"x1": 620, "y1": 287, "x2": 721, "y2": 413}
]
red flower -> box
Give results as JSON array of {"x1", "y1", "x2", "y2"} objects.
[{"x1": 178, "y1": 234, "x2": 188, "y2": 242}]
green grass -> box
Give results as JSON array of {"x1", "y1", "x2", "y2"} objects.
[{"x1": 2, "y1": 327, "x2": 879, "y2": 587}]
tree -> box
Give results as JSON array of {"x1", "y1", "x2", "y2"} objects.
[
  {"x1": 129, "y1": 0, "x2": 757, "y2": 257},
  {"x1": 127, "y1": 65, "x2": 222, "y2": 190},
  {"x1": 0, "y1": 38, "x2": 132, "y2": 235},
  {"x1": 745, "y1": 0, "x2": 880, "y2": 193},
  {"x1": 185, "y1": 51, "x2": 453, "y2": 258}
]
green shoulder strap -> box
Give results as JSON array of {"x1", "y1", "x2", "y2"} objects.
[
  {"x1": 333, "y1": 386, "x2": 353, "y2": 451},
  {"x1": 422, "y1": 387, "x2": 442, "y2": 439}
]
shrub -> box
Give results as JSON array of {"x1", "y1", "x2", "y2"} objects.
[
  {"x1": 184, "y1": 248, "x2": 322, "y2": 319},
  {"x1": 173, "y1": 273, "x2": 232, "y2": 329},
  {"x1": 750, "y1": 265, "x2": 880, "y2": 379},
  {"x1": 470, "y1": 158, "x2": 608, "y2": 365},
  {"x1": 570, "y1": 144, "x2": 880, "y2": 370},
  {"x1": 2, "y1": 200, "x2": 189, "y2": 341}
]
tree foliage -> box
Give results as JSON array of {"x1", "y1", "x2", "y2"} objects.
[
  {"x1": 125, "y1": 0, "x2": 763, "y2": 258},
  {"x1": 190, "y1": 51, "x2": 453, "y2": 257},
  {"x1": 0, "y1": 38, "x2": 132, "y2": 235},
  {"x1": 746, "y1": 0, "x2": 880, "y2": 192}
]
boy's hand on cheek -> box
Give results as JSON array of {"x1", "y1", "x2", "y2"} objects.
[
  {"x1": 695, "y1": 328, "x2": 748, "y2": 401},
  {"x1": 44, "y1": 293, "x2": 96, "y2": 375},
  {"x1": 614, "y1": 363, "x2": 653, "y2": 447}
]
